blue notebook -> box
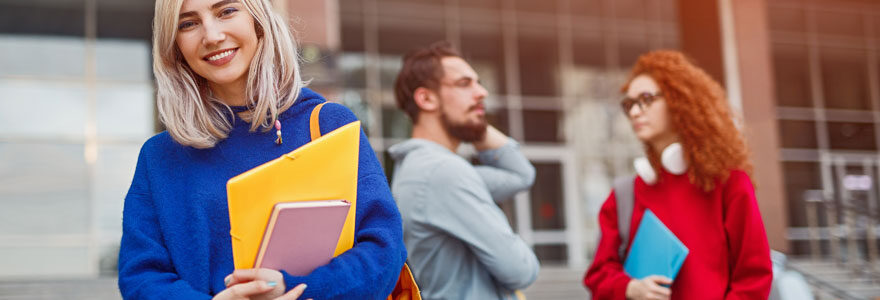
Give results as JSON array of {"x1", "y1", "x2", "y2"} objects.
[{"x1": 623, "y1": 209, "x2": 689, "y2": 281}]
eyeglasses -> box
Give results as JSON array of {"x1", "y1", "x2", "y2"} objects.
[{"x1": 620, "y1": 92, "x2": 663, "y2": 114}]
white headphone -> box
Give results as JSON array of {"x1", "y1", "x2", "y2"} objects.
[{"x1": 633, "y1": 142, "x2": 687, "y2": 185}]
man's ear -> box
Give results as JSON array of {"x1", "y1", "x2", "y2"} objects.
[{"x1": 413, "y1": 87, "x2": 440, "y2": 112}]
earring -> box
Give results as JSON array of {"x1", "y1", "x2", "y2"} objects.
[{"x1": 274, "y1": 115, "x2": 282, "y2": 145}]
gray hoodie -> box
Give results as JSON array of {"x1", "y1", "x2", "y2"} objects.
[{"x1": 388, "y1": 138, "x2": 540, "y2": 300}]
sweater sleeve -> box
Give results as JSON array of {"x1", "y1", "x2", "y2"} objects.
[
  {"x1": 474, "y1": 139, "x2": 536, "y2": 203},
  {"x1": 279, "y1": 103, "x2": 407, "y2": 299},
  {"x1": 722, "y1": 171, "x2": 773, "y2": 300},
  {"x1": 425, "y1": 158, "x2": 540, "y2": 291},
  {"x1": 117, "y1": 142, "x2": 212, "y2": 300},
  {"x1": 583, "y1": 191, "x2": 632, "y2": 300}
]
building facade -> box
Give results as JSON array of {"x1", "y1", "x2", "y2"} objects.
[{"x1": 0, "y1": 0, "x2": 877, "y2": 278}]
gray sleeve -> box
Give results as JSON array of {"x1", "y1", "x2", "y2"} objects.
[
  {"x1": 474, "y1": 139, "x2": 536, "y2": 203},
  {"x1": 425, "y1": 161, "x2": 540, "y2": 290}
]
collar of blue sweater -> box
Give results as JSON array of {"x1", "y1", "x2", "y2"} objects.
[{"x1": 223, "y1": 88, "x2": 323, "y2": 122}]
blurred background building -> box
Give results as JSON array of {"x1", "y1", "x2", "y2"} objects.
[{"x1": 1, "y1": 0, "x2": 879, "y2": 298}]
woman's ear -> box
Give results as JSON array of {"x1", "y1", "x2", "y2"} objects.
[{"x1": 413, "y1": 87, "x2": 439, "y2": 112}]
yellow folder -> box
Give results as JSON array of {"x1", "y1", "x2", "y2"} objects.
[{"x1": 226, "y1": 120, "x2": 360, "y2": 269}]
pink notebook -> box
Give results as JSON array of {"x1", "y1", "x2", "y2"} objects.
[{"x1": 254, "y1": 199, "x2": 351, "y2": 276}]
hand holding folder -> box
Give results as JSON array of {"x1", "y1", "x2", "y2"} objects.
[
  {"x1": 226, "y1": 121, "x2": 361, "y2": 270},
  {"x1": 623, "y1": 209, "x2": 689, "y2": 281},
  {"x1": 226, "y1": 103, "x2": 420, "y2": 300}
]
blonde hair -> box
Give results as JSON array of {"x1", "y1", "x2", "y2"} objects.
[{"x1": 152, "y1": 0, "x2": 303, "y2": 148}]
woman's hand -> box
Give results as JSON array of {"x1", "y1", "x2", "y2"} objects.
[
  {"x1": 211, "y1": 280, "x2": 277, "y2": 300},
  {"x1": 222, "y1": 268, "x2": 308, "y2": 300},
  {"x1": 625, "y1": 275, "x2": 672, "y2": 300}
]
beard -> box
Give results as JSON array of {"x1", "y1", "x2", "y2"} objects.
[{"x1": 440, "y1": 106, "x2": 488, "y2": 142}]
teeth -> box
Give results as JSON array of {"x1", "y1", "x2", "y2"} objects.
[{"x1": 207, "y1": 49, "x2": 234, "y2": 61}]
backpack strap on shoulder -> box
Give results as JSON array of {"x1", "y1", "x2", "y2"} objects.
[
  {"x1": 310, "y1": 102, "x2": 327, "y2": 141},
  {"x1": 612, "y1": 175, "x2": 635, "y2": 260}
]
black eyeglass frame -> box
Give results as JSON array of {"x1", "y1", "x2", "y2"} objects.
[{"x1": 620, "y1": 92, "x2": 663, "y2": 115}]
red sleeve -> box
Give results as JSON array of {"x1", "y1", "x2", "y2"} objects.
[
  {"x1": 583, "y1": 191, "x2": 632, "y2": 300},
  {"x1": 722, "y1": 171, "x2": 774, "y2": 300}
]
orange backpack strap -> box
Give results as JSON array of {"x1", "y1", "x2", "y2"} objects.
[
  {"x1": 388, "y1": 264, "x2": 421, "y2": 300},
  {"x1": 310, "y1": 102, "x2": 327, "y2": 141}
]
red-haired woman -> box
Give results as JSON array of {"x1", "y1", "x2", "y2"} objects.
[{"x1": 584, "y1": 50, "x2": 773, "y2": 300}]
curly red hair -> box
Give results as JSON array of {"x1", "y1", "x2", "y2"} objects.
[{"x1": 623, "y1": 50, "x2": 752, "y2": 192}]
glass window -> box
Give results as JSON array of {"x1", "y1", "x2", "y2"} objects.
[
  {"x1": 339, "y1": 0, "x2": 364, "y2": 17},
  {"x1": 782, "y1": 162, "x2": 822, "y2": 229},
  {"x1": 498, "y1": 197, "x2": 517, "y2": 232},
  {"x1": 518, "y1": 30, "x2": 560, "y2": 97},
  {"x1": 0, "y1": 36, "x2": 86, "y2": 79},
  {"x1": 821, "y1": 48, "x2": 869, "y2": 110},
  {"x1": 827, "y1": 121, "x2": 877, "y2": 151},
  {"x1": 96, "y1": 84, "x2": 155, "y2": 140},
  {"x1": 0, "y1": 80, "x2": 87, "y2": 139},
  {"x1": 96, "y1": 0, "x2": 153, "y2": 40},
  {"x1": 573, "y1": 37, "x2": 605, "y2": 70},
  {"x1": 768, "y1": 6, "x2": 805, "y2": 32},
  {"x1": 381, "y1": 105, "x2": 412, "y2": 139},
  {"x1": 377, "y1": 18, "x2": 444, "y2": 57},
  {"x1": 571, "y1": 0, "x2": 602, "y2": 19},
  {"x1": 486, "y1": 106, "x2": 510, "y2": 136},
  {"x1": 613, "y1": 0, "x2": 648, "y2": 21},
  {"x1": 567, "y1": 37, "x2": 607, "y2": 98},
  {"x1": 778, "y1": 120, "x2": 819, "y2": 149},
  {"x1": 460, "y1": 0, "x2": 501, "y2": 11},
  {"x1": 379, "y1": 55, "x2": 403, "y2": 92},
  {"x1": 94, "y1": 144, "x2": 141, "y2": 234},
  {"x1": 340, "y1": 11, "x2": 365, "y2": 53},
  {"x1": 534, "y1": 244, "x2": 567, "y2": 265},
  {"x1": 0, "y1": 1, "x2": 85, "y2": 37},
  {"x1": 523, "y1": 109, "x2": 564, "y2": 144},
  {"x1": 339, "y1": 53, "x2": 367, "y2": 89},
  {"x1": 461, "y1": 26, "x2": 507, "y2": 95},
  {"x1": 816, "y1": 10, "x2": 863, "y2": 37},
  {"x1": 530, "y1": 162, "x2": 565, "y2": 230},
  {"x1": 773, "y1": 45, "x2": 812, "y2": 107},
  {"x1": 339, "y1": 90, "x2": 374, "y2": 136},
  {"x1": 0, "y1": 143, "x2": 89, "y2": 235},
  {"x1": 658, "y1": 0, "x2": 677, "y2": 23},
  {"x1": 618, "y1": 39, "x2": 650, "y2": 70},
  {"x1": 96, "y1": 40, "x2": 152, "y2": 82},
  {"x1": 516, "y1": 0, "x2": 557, "y2": 15},
  {"x1": 381, "y1": 151, "x2": 395, "y2": 182}
]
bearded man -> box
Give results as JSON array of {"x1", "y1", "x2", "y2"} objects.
[{"x1": 388, "y1": 41, "x2": 540, "y2": 300}]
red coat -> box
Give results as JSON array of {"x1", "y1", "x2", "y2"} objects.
[{"x1": 583, "y1": 170, "x2": 772, "y2": 299}]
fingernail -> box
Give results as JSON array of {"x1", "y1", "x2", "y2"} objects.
[
  {"x1": 224, "y1": 277, "x2": 231, "y2": 286},
  {"x1": 267, "y1": 281, "x2": 277, "y2": 287}
]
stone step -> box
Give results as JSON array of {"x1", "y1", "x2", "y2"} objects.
[{"x1": 522, "y1": 267, "x2": 590, "y2": 299}]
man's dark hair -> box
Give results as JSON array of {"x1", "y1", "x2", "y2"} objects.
[{"x1": 393, "y1": 41, "x2": 461, "y2": 122}]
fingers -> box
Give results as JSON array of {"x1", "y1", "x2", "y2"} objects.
[
  {"x1": 225, "y1": 268, "x2": 281, "y2": 287},
  {"x1": 274, "y1": 283, "x2": 307, "y2": 300},
  {"x1": 225, "y1": 269, "x2": 259, "y2": 287},
  {"x1": 224, "y1": 280, "x2": 276, "y2": 299},
  {"x1": 644, "y1": 280, "x2": 671, "y2": 297},
  {"x1": 641, "y1": 276, "x2": 671, "y2": 300}
]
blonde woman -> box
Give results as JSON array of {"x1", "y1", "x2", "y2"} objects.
[{"x1": 117, "y1": 0, "x2": 406, "y2": 299}]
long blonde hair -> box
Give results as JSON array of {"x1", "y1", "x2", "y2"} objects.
[{"x1": 152, "y1": 0, "x2": 303, "y2": 148}]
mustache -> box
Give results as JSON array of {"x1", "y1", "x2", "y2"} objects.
[{"x1": 469, "y1": 103, "x2": 485, "y2": 112}]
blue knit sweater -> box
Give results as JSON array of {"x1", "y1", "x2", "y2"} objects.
[{"x1": 118, "y1": 88, "x2": 406, "y2": 299}]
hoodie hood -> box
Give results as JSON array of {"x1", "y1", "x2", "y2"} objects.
[{"x1": 387, "y1": 138, "x2": 451, "y2": 162}]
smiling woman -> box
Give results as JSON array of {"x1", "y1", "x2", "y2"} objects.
[
  {"x1": 152, "y1": 0, "x2": 302, "y2": 149},
  {"x1": 116, "y1": 0, "x2": 408, "y2": 299}
]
